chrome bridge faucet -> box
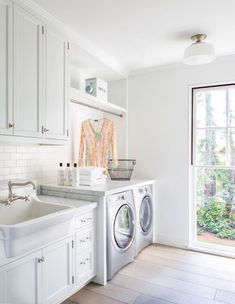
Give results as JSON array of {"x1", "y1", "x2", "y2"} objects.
[{"x1": 0, "y1": 181, "x2": 36, "y2": 206}]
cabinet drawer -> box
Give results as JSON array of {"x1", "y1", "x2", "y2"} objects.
[
  {"x1": 76, "y1": 249, "x2": 94, "y2": 284},
  {"x1": 75, "y1": 211, "x2": 93, "y2": 230},
  {"x1": 76, "y1": 228, "x2": 93, "y2": 249}
]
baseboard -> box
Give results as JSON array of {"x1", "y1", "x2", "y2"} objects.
[{"x1": 155, "y1": 234, "x2": 188, "y2": 249}]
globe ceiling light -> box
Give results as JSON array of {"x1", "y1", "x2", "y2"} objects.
[{"x1": 183, "y1": 34, "x2": 216, "y2": 65}]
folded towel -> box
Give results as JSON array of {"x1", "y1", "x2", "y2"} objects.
[
  {"x1": 79, "y1": 166, "x2": 105, "y2": 175},
  {"x1": 80, "y1": 174, "x2": 107, "y2": 182}
]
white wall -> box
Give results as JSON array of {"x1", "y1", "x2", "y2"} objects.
[
  {"x1": 108, "y1": 79, "x2": 128, "y2": 158},
  {"x1": 128, "y1": 55, "x2": 235, "y2": 248}
]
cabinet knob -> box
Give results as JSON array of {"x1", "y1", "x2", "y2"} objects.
[
  {"x1": 43, "y1": 128, "x2": 50, "y2": 133},
  {"x1": 9, "y1": 123, "x2": 15, "y2": 129},
  {"x1": 38, "y1": 257, "x2": 44, "y2": 263}
]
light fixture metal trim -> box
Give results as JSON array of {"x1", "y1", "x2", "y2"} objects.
[{"x1": 183, "y1": 33, "x2": 216, "y2": 65}]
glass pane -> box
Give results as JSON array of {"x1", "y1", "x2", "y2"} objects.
[
  {"x1": 196, "y1": 168, "x2": 235, "y2": 245},
  {"x1": 228, "y1": 129, "x2": 235, "y2": 166},
  {"x1": 229, "y1": 88, "x2": 235, "y2": 127},
  {"x1": 196, "y1": 90, "x2": 226, "y2": 127},
  {"x1": 196, "y1": 129, "x2": 226, "y2": 166},
  {"x1": 140, "y1": 196, "x2": 153, "y2": 233},
  {"x1": 114, "y1": 204, "x2": 134, "y2": 249}
]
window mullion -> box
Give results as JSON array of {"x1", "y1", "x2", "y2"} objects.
[{"x1": 226, "y1": 87, "x2": 229, "y2": 167}]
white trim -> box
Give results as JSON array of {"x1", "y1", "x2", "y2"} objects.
[
  {"x1": 188, "y1": 243, "x2": 235, "y2": 259},
  {"x1": 188, "y1": 81, "x2": 235, "y2": 256},
  {"x1": 156, "y1": 234, "x2": 188, "y2": 249}
]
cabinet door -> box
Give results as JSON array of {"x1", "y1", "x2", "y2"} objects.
[
  {"x1": 0, "y1": 0, "x2": 13, "y2": 135},
  {"x1": 0, "y1": 270, "x2": 5, "y2": 303},
  {"x1": 13, "y1": 4, "x2": 43, "y2": 138},
  {"x1": 42, "y1": 237, "x2": 73, "y2": 304},
  {"x1": 0, "y1": 250, "x2": 42, "y2": 304},
  {"x1": 44, "y1": 26, "x2": 69, "y2": 140}
]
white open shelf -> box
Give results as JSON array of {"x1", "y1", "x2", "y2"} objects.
[{"x1": 70, "y1": 87, "x2": 127, "y2": 117}]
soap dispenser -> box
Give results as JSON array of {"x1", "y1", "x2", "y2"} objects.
[
  {"x1": 65, "y1": 163, "x2": 72, "y2": 186},
  {"x1": 72, "y1": 163, "x2": 79, "y2": 187},
  {"x1": 57, "y1": 163, "x2": 65, "y2": 186}
]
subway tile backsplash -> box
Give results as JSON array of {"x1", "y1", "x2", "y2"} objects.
[{"x1": 0, "y1": 144, "x2": 71, "y2": 186}]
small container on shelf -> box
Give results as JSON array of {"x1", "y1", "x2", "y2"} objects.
[
  {"x1": 108, "y1": 159, "x2": 136, "y2": 181},
  {"x1": 85, "y1": 77, "x2": 108, "y2": 101}
]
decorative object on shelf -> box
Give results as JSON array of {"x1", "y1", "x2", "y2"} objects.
[
  {"x1": 183, "y1": 34, "x2": 216, "y2": 65},
  {"x1": 108, "y1": 159, "x2": 136, "y2": 180},
  {"x1": 79, "y1": 118, "x2": 118, "y2": 170},
  {"x1": 85, "y1": 78, "x2": 108, "y2": 101}
]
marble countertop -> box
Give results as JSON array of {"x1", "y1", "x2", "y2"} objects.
[
  {"x1": 38, "y1": 195, "x2": 98, "y2": 213},
  {"x1": 41, "y1": 179, "x2": 155, "y2": 197}
]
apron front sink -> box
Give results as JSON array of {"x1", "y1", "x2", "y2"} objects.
[{"x1": 0, "y1": 198, "x2": 74, "y2": 257}]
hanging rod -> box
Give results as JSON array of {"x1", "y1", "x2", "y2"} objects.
[{"x1": 70, "y1": 99, "x2": 124, "y2": 118}]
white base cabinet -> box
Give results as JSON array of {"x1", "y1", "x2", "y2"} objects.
[
  {"x1": 43, "y1": 237, "x2": 73, "y2": 304},
  {"x1": 0, "y1": 207, "x2": 97, "y2": 304},
  {"x1": 74, "y1": 210, "x2": 96, "y2": 286},
  {"x1": 0, "y1": 250, "x2": 42, "y2": 304}
]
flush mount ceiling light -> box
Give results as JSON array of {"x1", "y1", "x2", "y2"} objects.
[{"x1": 183, "y1": 34, "x2": 216, "y2": 65}]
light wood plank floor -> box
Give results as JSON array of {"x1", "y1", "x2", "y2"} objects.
[{"x1": 63, "y1": 244, "x2": 235, "y2": 304}]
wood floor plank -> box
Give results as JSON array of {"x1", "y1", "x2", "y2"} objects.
[
  {"x1": 119, "y1": 260, "x2": 216, "y2": 299},
  {"x1": 140, "y1": 246, "x2": 235, "y2": 273},
  {"x1": 134, "y1": 294, "x2": 174, "y2": 304},
  {"x1": 124, "y1": 258, "x2": 235, "y2": 293},
  {"x1": 138, "y1": 252, "x2": 235, "y2": 282},
  {"x1": 111, "y1": 273, "x2": 224, "y2": 304},
  {"x1": 215, "y1": 289, "x2": 235, "y2": 304},
  {"x1": 61, "y1": 300, "x2": 73, "y2": 304},
  {"x1": 69, "y1": 288, "x2": 124, "y2": 304},
  {"x1": 85, "y1": 282, "x2": 140, "y2": 303},
  {"x1": 68, "y1": 245, "x2": 235, "y2": 304}
]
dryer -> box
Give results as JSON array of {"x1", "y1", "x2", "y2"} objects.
[
  {"x1": 106, "y1": 190, "x2": 136, "y2": 280},
  {"x1": 134, "y1": 184, "x2": 154, "y2": 255}
]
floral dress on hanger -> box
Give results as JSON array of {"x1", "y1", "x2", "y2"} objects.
[{"x1": 79, "y1": 118, "x2": 118, "y2": 170}]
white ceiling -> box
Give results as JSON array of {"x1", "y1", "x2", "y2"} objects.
[{"x1": 33, "y1": 0, "x2": 235, "y2": 73}]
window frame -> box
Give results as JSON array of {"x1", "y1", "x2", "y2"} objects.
[{"x1": 189, "y1": 82, "x2": 235, "y2": 257}]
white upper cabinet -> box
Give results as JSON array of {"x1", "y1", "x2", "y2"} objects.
[
  {"x1": 44, "y1": 26, "x2": 69, "y2": 140},
  {"x1": 0, "y1": 1, "x2": 69, "y2": 143},
  {"x1": 13, "y1": 4, "x2": 43, "y2": 138},
  {"x1": 0, "y1": 0, "x2": 13, "y2": 135}
]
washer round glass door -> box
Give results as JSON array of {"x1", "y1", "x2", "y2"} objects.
[
  {"x1": 113, "y1": 203, "x2": 135, "y2": 250},
  {"x1": 139, "y1": 195, "x2": 153, "y2": 234}
]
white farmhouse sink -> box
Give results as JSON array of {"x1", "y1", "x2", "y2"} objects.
[{"x1": 0, "y1": 198, "x2": 75, "y2": 258}]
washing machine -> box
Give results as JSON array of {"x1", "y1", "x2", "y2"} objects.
[
  {"x1": 106, "y1": 190, "x2": 136, "y2": 280},
  {"x1": 134, "y1": 184, "x2": 154, "y2": 255}
]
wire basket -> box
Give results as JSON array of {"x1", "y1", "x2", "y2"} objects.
[{"x1": 108, "y1": 159, "x2": 136, "y2": 180}]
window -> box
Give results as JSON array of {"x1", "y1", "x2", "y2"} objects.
[{"x1": 192, "y1": 84, "x2": 235, "y2": 250}]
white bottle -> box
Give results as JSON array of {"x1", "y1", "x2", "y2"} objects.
[
  {"x1": 57, "y1": 163, "x2": 65, "y2": 186},
  {"x1": 65, "y1": 163, "x2": 72, "y2": 186},
  {"x1": 71, "y1": 163, "x2": 79, "y2": 187}
]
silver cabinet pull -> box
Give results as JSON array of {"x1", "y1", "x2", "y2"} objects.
[
  {"x1": 42, "y1": 126, "x2": 50, "y2": 133},
  {"x1": 38, "y1": 257, "x2": 44, "y2": 263},
  {"x1": 9, "y1": 123, "x2": 15, "y2": 128},
  {"x1": 80, "y1": 258, "x2": 90, "y2": 265}
]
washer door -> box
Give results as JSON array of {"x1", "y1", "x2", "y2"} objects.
[
  {"x1": 113, "y1": 203, "x2": 135, "y2": 250},
  {"x1": 139, "y1": 195, "x2": 153, "y2": 234}
]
